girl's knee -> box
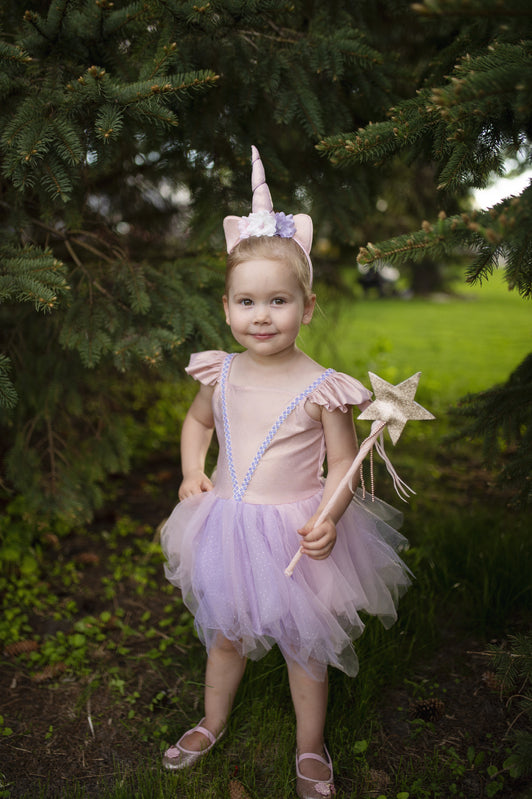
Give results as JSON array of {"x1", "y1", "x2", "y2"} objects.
[
  {"x1": 285, "y1": 655, "x2": 328, "y2": 684},
  {"x1": 212, "y1": 633, "x2": 241, "y2": 655}
]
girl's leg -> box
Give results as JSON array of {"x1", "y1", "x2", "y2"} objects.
[
  {"x1": 286, "y1": 659, "x2": 331, "y2": 782},
  {"x1": 182, "y1": 633, "x2": 247, "y2": 751}
]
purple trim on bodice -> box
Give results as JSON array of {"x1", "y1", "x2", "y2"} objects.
[{"x1": 220, "y1": 353, "x2": 333, "y2": 502}]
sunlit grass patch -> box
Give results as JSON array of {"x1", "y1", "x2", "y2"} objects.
[{"x1": 301, "y1": 268, "x2": 530, "y2": 413}]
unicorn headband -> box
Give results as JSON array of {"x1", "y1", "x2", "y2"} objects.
[{"x1": 223, "y1": 146, "x2": 314, "y2": 283}]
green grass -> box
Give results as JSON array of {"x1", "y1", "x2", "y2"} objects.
[{"x1": 300, "y1": 269, "x2": 530, "y2": 414}]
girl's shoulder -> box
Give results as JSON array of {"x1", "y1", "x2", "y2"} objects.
[
  {"x1": 308, "y1": 367, "x2": 372, "y2": 412},
  {"x1": 185, "y1": 350, "x2": 229, "y2": 385}
]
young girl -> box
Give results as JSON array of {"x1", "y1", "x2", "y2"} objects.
[{"x1": 161, "y1": 147, "x2": 410, "y2": 798}]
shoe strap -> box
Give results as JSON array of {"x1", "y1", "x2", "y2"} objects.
[
  {"x1": 296, "y1": 747, "x2": 333, "y2": 778},
  {"x1": 297, "y1": 749, "x2": 331, "y2": 767},
  {"x1": 190, "y1": 724, "x2": 216, "y2": 746},
  {"x1": 169, "y1": 721, "x2": 216, "y2": 756}
]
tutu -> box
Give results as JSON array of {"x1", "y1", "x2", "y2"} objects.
[
  {"x1": 161, "y1": 351, "x2": 412, "y2": 680},
  {"x1": 163, "y1": 489, "x2": 410, "y2": 679}
]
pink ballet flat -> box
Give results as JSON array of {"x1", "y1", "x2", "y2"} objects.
[
  {"x1": 296, "y1": 747, "x2": 336, "y2": 798},
  {"x1": 162, "y1": 718, "x2": 225, "y2": 770}
]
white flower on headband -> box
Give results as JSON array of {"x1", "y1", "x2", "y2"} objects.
[
  {"x1": 238, "y1": 210, "x2": 296, "y2": 240},
  {"x1": 239, "y1": 210, "x2": 277, "y2": 238}
]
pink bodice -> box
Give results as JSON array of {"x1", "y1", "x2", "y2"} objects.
[{"x1": 186, "y1": 351, "x2": 372, "y2": 505}]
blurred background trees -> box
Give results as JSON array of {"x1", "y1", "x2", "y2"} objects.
[{"x1": 1, "y1": 0, "x2": 530, "y2": 519}]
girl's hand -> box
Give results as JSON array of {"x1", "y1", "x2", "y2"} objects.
[
  {"x1": 178, "y1": 471, "x2": 213, "y2": 501},
  {"x1": 297, "y1": 515, "x2": 337, "y2": 560}
]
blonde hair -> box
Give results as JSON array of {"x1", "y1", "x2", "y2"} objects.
[{"x1": 226, "y1": 237, "x2": 313, "y2": 302}]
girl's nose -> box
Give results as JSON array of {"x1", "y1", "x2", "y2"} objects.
[{"x1": 253, "y1": 304, "x2": 270, "y2": 322}]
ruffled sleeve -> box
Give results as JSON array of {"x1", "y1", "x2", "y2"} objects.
[
  {"x1": 185, "y1": 350, "x2": 228, "y2": 386},
  {"x1": 308, "y1": 371, "x2": 372, "y2": 412}
]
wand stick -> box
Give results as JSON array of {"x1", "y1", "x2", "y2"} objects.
[{"x1": 284, "y1": 420, "x2": 386, "y2": 577}]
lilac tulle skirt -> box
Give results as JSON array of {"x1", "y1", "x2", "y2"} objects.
[{"x1": 161, "y1": 490, "x2": 411, "y2": 680}]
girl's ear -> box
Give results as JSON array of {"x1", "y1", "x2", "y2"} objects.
[
  {"x1": 222, "y1": 295, "x2": 231, "y2": 325},
  {"x1": 302, "y1": 294, "x2": 316, "y2": 325}
]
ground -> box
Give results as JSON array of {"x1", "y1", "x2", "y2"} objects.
[
  {"x1": 1, "y1": 461, "x2": 531, "y2": 799},
  {"x1": 2, "y1": 623, "x2": 530, "y2": 798}
]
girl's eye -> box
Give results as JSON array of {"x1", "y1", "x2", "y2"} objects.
[
  {"x1": 239, "y1": 298, "x2": 253, "y2": 306},
  {"x1": 272, "y1": 298, "x2": 286, "y2": 305}
]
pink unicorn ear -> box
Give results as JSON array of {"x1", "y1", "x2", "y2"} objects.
[
  {"x1": 223, "y1": 216, "x2": 242, "y2": 253},
  {"x1": 293, "y1": 214, "x2": 313, "y2": 254}
]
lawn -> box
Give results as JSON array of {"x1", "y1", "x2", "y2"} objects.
[{"x1": 302, "y1": 269, "x2": 530, "y2": 411}]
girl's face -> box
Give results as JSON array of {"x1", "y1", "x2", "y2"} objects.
[{"x1": 223, "y1": 258, "x2": 315, "y2": 360}]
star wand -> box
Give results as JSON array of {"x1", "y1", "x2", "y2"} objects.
[{"x1": 284, "y1": 371, "x2": 435, "y2": 577}]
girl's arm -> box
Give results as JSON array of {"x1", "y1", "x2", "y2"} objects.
[
  {"x1": 178, "y1": 383, "x2": 216, "y2": 500},
  {"x1": 298, "y1": 405, "x2": 359, "y2": 559}
]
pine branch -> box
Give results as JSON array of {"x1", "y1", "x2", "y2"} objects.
[
  {"x1": 146, "y1": 41, "x2": 179, "y2": 80},
  {"x1": 111, "y1": 71, "x2": 219, "y2": 105},
  {"x1": 429, "y1": 43, "x2": 532, "y2": 134},
  {"x1": 94, "y1": 104, "x2": 124, "y2": 143},
  {"x1": 100, "y1": 1, "x2": 147, "y2": 38},
  {"x1": 22, "y1": 10, "x2": 54, "y2": 44},
  {"x1": 0, "y1": 244, "x2": 69, "y2": 311},
  {"x1": 317, "y1": 92, "x2": 437, "y2": 166},
  {"x1": 0, "y1": 40, "x2": 32, "y2": 67},
  {"x1": 0, "y1": 354, "x2": 18, "y2": 409},
  {"x1": 122, "y1": 101, "x2": 179, "y2": 129},
  {"x1": 59, "y1": 301, "x2": 115, "y2": 367},
  {"x1": 319, "y1": 34, "x2": 531, "y2": 190},
  {"x1": 357, "y1": 191, "x2": 532, "y2": 297},
  {"x1": 41, "y1": 154, "x2": 74, "y2": 201},
  {"x1": 51, "y1": 119, "x2": 84, "y2": 165},
  {"x1": 43, "y1": 0, "x2": 70, "y2": 40}
]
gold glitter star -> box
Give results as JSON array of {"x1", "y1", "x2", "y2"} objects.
[{"x1": 358, "y1": 372, "x2": 435, "y2": 444}]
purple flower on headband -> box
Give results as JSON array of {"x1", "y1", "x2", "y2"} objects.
[
  {"x1": 274, "y1": 212, "x2": 296, "y2": 238},
  {"x1": 238, "y1": 210, "x2": 296, "y2": 240}
]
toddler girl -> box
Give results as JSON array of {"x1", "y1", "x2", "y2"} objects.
[{"x1": 161, "y1": 147, "x2": 411, "y2": 798}]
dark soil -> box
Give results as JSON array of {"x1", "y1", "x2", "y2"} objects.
[{"x1": 1, "y1": 461, "x2": 531, "y2": 799}]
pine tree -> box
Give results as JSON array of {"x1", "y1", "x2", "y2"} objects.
[
  {"x1": 318, "y1": 0, "x2": 532, "y2": 504},
  {"x1": 0, "y1": 0, "x2": 228, "y2": 521},
  {"x1": 1, "y1": 0, "x2": 433, "y2": 521}
]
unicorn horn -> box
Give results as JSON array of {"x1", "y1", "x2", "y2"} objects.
[{"x1": 251, "y1": 146, "x2": 273, "y2": 213}]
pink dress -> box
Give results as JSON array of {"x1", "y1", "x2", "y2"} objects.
[{"x1": 161, "y1": 351, "x2": 411, "y2": 679}]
